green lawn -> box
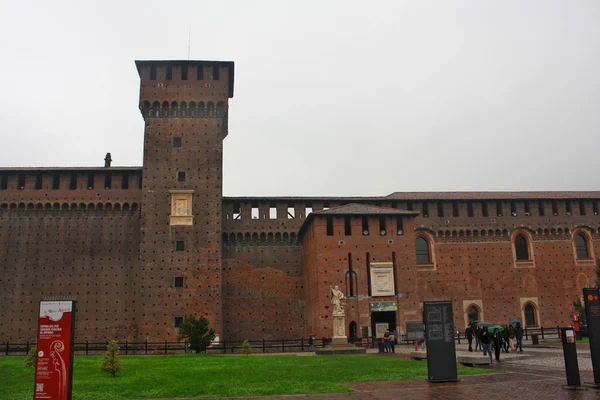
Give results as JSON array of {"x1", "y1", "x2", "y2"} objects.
[
  {"x1": 1, "y1": 354, "x2": 493, "y2": 400},
  {"x1": 544, "y1": 337, "x2": 589, "y2": 344}
]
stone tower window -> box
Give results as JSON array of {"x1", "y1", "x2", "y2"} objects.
[
  {"x1": 524, "y1": 303, "x2": 537, "y2": 327},
  {"x1": 173, "y1": 137, "x2": 182, "y2": 148},
  {"x1": 416, "y1": 237, "x2": 430, "y2": 264},
  {"x1": 575, "y1": 233, "x2": 589, "y2": 259},
  {"x1": 514, "y1": 234, "x2": 529, "y2": 260}
]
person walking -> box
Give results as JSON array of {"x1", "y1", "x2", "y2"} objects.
[
  {"x1": 389, "y1": 331, "x2": 396, "y2": 353},
  {"x1": 492, "y1": 328, "x2": 503, "y2": 363},
  {"x1": 508, "y1": 325, "x2": 516, "y2": 351},
  {"x1": 502, "y1": 325, "x2": 510, "y2": 352},
  {"x1": 384, "y1": 331, "x2": 391, "y2": 353},
  {"x1": 515, "y1": 322, "x2": 524, "y2": 353},
  {"x1": 481, "y1": 326, "x2": 492, "y2": 363},
  {"x1": 308, "y1": 335, "x2": 314, "y2": 352},
  {"x1": 465, "y1": 324, "x2": 474, "y2": 352},
  {"x1": 475, "y1": 325, "x2": 482, "y2": 351}
]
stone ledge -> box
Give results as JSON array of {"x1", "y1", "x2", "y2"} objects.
[
  {"x1": 315, "y1": 346, "x2": 367, "y2": 355},
  {"x1": 410, "y1": 351, "x2": 427, "y2": 360},
  {"x1": 458, "y1": 355, "x2": 490, "y2": 365}
]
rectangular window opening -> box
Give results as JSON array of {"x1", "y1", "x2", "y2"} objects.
[
  {"x1": 379, "y1": 215, "x2": 386, "y2": 235},
  {"x1": 0, "y1": 172, "x2": 7, "y2": 190},
  {"x1": 323, "y1": 202, "x2": 330, "y2": 211},
  {"x1": 18, "y1": 172, "x2": 25, "y2": 189},
  {"x1": 467, "y1": 201, "x2": 474, "y2": 217},
  {"x1": 305, "y1": 203, "x2": 313, "y2": 217},
  {"x1": 269, "y1": 204, "x2": 277, "y2": 219},
  {"x1": 348, "y1": 253, "x2": 355, "y2": 297},
  {"x1": 344, "y1": 216, "x2": 352, "y2": 236},
  {"x1": 52, "y1": 173, "x2": 60, "y2": 190},
  {"x1": 69, "y1": 173, "x2": 77, "y2": 190},
  {"x1": 176, "y1": 241, "x2": 185, "y2": 252},
  {"x1": 173, "y1": 137, "x2": 182, "y2": 148},
  {"x1": 396, "y1": 216, "x2": 404, "y2": 235},
  {"x1": 35, "y1": 172, "x2": 43, "y2": 190},
  {"x1": 251, "y1": 203, "x2": 259, "y2": 219},
  {"x1": 287, "y1": 204, "x2": 295, "y2": 219},
  {"x1": 538, "y1": 200, "x2": 545, "y2": 216},
  {"x1": 121, "y1": 172, "x2": 129, "y2": 189},
  {"x1": 496, "y1": 201, "x2": 503, "y2": 217},
  {"x1": 213, "y1": 64, "x2": 220, "y2": 80},
  {"x1": 437, "y1": 202, "x2": 444, "y2": 218},
  {"x1": 174, "y1": 316, "x2": 184, "y2": 327},
  {"x1": 482, "y1": 201, "x2": 489, "y2": 217},
  {"x1": 166, "y1": 65, "x2": 173, "y2": 80},
  {"x1": 511, "y1": 201, "x2": 517, "y2": 216},
  {"x1": 452, "y1": 201, "x2": 459, "y2": 217},
  {"x1": 406, "y1": 201, "x2": 413, "y2": 211},
  {"x1": 87, "y1": 173, "x2": 94, "y2": 190},
  {"x1": 104, "y1": 173, "x2": 112, "y2": 189},
  {"x1": 326, "y1": 216, "x2": 334, "y2": 236},
  {"x1": 579, "y1": 200, "x2": 586, "y2": 216},
  {"x1": 594, "y1": 200, "x2": 599, "y2": 216},
  {"x1": 362, "y1": 216, "x2": 369, "y2": 235},
  {"x1": 196, "y1": 64, "x2": 204, "y2": 80},
  {"x1": 233, "y1": 202, "x2": 241, "y2": 219},
  {"x1": 566, "y1": 201, "x2": 572, "y2": 216},
  {"x1": 181, "y1": 64, "x2": 188, "y2": 80},
  {"x1": 552, "y1": 200, "x2": 559, "y2": 216},
  {"x1": 422, "y1": 202, "x2": 429, "y2": 218},
  {"x1": 524, "y1": 200, "x2": 531, "y2": 216},
  {"x1": 150, "y1": 65, "x2": 157, "y2": 80},
  {"x1": 177, "y1": 171, "x2": 186, "y2": 182}
]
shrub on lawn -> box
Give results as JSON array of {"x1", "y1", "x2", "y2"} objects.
[
  {"x1": 177, "y1": 314, "x2": 216, "y2": 353},
  {"x1": 99, "y1": 340, "x2": 123, "y2": 378},
  {"x1": 241, "y1": 340, "x2": 252, "y2": 356},
  {"x1": 24, "y1": 345, "x2": 37, "y2": 369}
]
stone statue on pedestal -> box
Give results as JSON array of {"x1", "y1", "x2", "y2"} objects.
[
  {"x1": 330, "y1": 285, "x2": 348, "y2": 345},
  {"x1": 330, "y1": 285, "x2": 345, "y2": 315}
]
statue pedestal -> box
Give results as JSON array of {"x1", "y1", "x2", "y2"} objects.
[{"x1": 332, "y1": 312, "x2": 348, "y2": 346}]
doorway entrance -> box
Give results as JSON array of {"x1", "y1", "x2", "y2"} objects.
[{"x1": 371, "y1": 311, "x2": 397, "y2": 338}]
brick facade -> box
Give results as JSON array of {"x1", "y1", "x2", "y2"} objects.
[{"x1": 1, "y1": 60, "x2": 599, "y2": 342}]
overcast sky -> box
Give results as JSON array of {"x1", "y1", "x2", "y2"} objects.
[{"x1": 0, "y1": 1, "x2": 598, "y2": 196}]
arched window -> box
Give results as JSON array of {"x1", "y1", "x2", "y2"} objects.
[
  {"x1": 467, "y1": 306, "x2": 479, "y2": 324},
  {"x1": 349, "y1": 321, "x2": 358, "y2": 339},
  {"x1": 416, "y1": 237, "x2": 430, "y2": 264},
  {"x1": 345, "y1": 270, "x2": 358, "y2": 297},
  {"x1": 524, "y1": 303, "x2": 537, "y2": 326},
  {"x1": 575, "y1": 233, "x2": 590, "y2": 259},
  {"x1": 515, "y1": 234, "x2": 529, "y2": 260}
]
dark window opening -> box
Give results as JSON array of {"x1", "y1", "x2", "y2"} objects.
[
  {"x1": 437, "y1": 202, "x2": 444, "y2": 218},
  {"x1": 35, "y1": 172, "x2": 43, "y2": 190},
  {"x1": 579, "y1": 200, "x2": 586, "y2": 216},
  {"x1": 150, "y1": 65, "x2": 157, "y2": 80},
  {"x1": 323, "y1": 202, "x2": 330, "y2": 210},
  {"x1": 52, "y1": 173, "x2": 60, "y2": 190},
  {"x1": 575, "y1": 234, "x2": 589, "y2": 259},
  {"x1": 552, "y1": 200, "x2": 559, "y2": 216},
  {"x1": 121, "y1": 172, "x2": 129, "y2": 189},
  {"x1": 197, "y1": 64, "x2": 204, "y2": 80},
  {"x1": 362, "y1": 216, "x2": 369, "y2": 235},
  {"x1": 176, "y1": 241, "x2": 185, "y2": 252},
  {"x1": 233, "y1": 202, "x2": 241, "y2": 219},
  {"x1": 379, "y1": 215, "x2": 386, "y2": 235},
  {"x1": 406, "y1": 201, "x2": 412, "y2": 211},
  {"x1": 467, "y1": 201, "x2": 474, "y2": 217},
  {"x1": 213, "y1": 64, "x2": 219, "y2": 80},
  {"x1": 524, "y1": 304, "x2": 536, "y2": 327},
  {"x1": 174, "y1": 316, "x2": 184, "y2": 328},
  {"x1": 468, "y1": 307, "x2": 479, "y2": 324},
  {"x1": 173, "y1": 137, "x2": 182, "y2": 148},
  {"x1": 181, "y1": 64, "x2": 188, "y2": 80},
  {"x1": 482, "y1": 201, "x2": 489, "y2": 217},
  {"x1": 366, "y1": 252, "x2": 371, "y2": 296},
  {"x1": 416, "y1": 237, "x2": 431, "y2": 264},
  {"x1": 396, "y1": 216, "x2": 404, "y2": 235},
  {"x1": 538, "y1": 200, "x2": 545, "y2": 216},
  {"x1": 0, "y1": 173, "x2": 7, "y2": 190},
  {"x1": 177, "y1": 171, "x2": 186, "y2": 182},
  {"x1": 422, "y1": 202, "x2": 429, "y2": 218},
  {"x1": 87, "y1": 173, "x2": 94, "y2": 190},
  {"x1": 515, "y1": 234, "x2": 530, "y2": 260},
  {"x1": 18, "y1": 172, "x2": 25, "y2": 189},
  {"x1": 174, "y1": 276, "x2": 184, "y2": 288},
  {"x1": 104, "y1": 173, "x2": 112, "y2": 189},
  {"x1": 344, "y1": 216, "x2": 352, "y2": 236},
  {"x1": 138, "y1": 173, "x2": 142, "y2": 189},
  {"x1": 287, "y1": 203, "x2": 295, "y2": 219},
  {"x1": 166, "y1": 65, "x2": 172, "y2": 80},
  {"x1": 251, "y1": 202, "x2": 259, "y2": 219},
  {"x1": 510, "y1": 201, "x2": 517, "y2": 216},
  {"x1": 326, "y1": 216, "x2": 334, "y2": 236},
  {"x1": 496, "y1": 201, "x2": 503, "y2": 217},
  {"x1": 524, "y1": 200, "x2": 531, "y2": 216},
  {"x1": 594, "y1": 201, "x2": 599, "y2": 215},
  {"x1": 346, "y1": 253, "x2": 356, "y2": 297},
  {"x1": 452, "y1": 201, "x2": 459, "y2": 217},
  {"x1": 69, "y1": 173, "x2": 77, "y2": 190},
  {"x1": 269, "y1": 203, "x2": 277, "y2": 219},
  {"x1": 566, "y1": 201, "x2": 572, "y2": 216}
]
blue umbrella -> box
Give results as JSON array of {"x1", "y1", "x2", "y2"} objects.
[{"x1": 508, "y1": 319, "x2": 521, "y2": 325}]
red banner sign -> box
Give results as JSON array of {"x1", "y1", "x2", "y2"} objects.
[{"x1": 34, "y1": 301, "x2": 76, "y2": 400}]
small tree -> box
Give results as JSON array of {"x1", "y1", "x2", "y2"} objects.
[
  {"x1": 177, "y1": 314, "x2": 216, "y2": 354},
  {"x1": 241, "y1": 339, "x2": 252, "y2": 356},
  {"x1": 24, "y1": 345, "x2": 37, "y2": 369},
  {"x1": 573, "y1": 298, "x2": 587, "y2": 325},
  {"x1": 99, "y1": 340, "x2": 123, "y2": 378}
]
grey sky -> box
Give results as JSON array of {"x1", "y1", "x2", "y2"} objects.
[{"x1": 0, "y1": 1, "x2": 598, "y2": 196}]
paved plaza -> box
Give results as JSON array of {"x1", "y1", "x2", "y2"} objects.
[{"x1": 178, "y1": 342, "x2": 600, "y2": 400}]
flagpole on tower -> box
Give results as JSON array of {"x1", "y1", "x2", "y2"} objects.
[{"x1": 187, "y1": 26, "x2": 192, "y2": 60}]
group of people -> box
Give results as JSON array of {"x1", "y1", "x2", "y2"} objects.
[
  {"x1": 383, "y1": 330, "x2": 396, "y2": 353},
  {"x1": 465, "y1": 322, "x2": 524, "y2": 363}
]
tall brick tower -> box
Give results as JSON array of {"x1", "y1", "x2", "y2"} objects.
[{"x1": 135, "y1": 60, "x2": 234, "y2": 340}]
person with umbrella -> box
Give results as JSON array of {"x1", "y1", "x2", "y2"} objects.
[
  {"x1": 481, "y1": 325, "x2": 492, "y2": 363},
  {"x1": 492, "y1": 327, "x2": 503, "y2": 362},
  {"x1": 515, "y1": 322, "x2": 524, "y2": 353},
  {"x1": 465, "y1": 324, "x2": 474, "y2": 352}
]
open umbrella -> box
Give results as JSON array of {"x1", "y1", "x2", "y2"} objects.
[
  {"x1": 508, "y1": 319, "x2": 521, "y2": 326},
  {"x1": 487, "y1": 325, "x2": 505, "y2": 333}
]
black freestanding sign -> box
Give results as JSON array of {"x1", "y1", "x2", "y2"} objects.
[
  {"x1": 561, "y1": 327, "x2": 581, "y2": 388},
  {"x1": 424, "y1": 301, "x2": 458, "y2": 382},
  {"x1": 584, "y1": 288, "x2": 600, "y2": 385}
]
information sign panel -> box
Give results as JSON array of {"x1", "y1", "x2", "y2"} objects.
[
  {"x1": 406, "y1": 321, "x2": 424, "y2": 340},
  {"x1": 584, "y1": 288, "x2": 600, "y2": 385},
  {"x1": 34, "y1": 301, "x2": 76, "y2": 400},
  {"x1": 424, "y1": 301, "x2": 457, "y2": 382}
]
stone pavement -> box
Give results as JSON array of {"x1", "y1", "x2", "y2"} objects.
[{"x1": 168, "y1": 344, "x2": 600, "y2": 400}]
